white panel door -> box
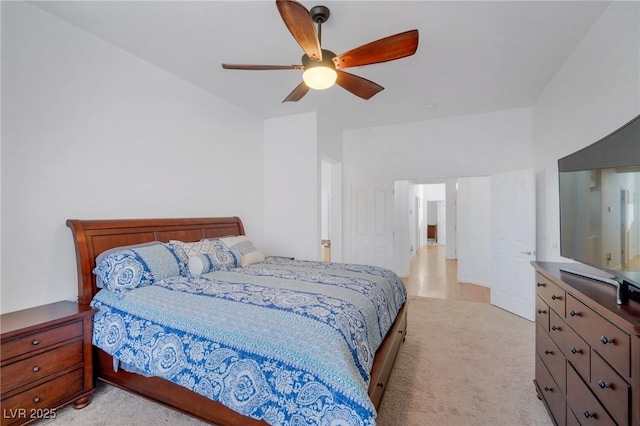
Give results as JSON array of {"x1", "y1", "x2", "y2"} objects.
[
  {"x1": 491, "y1": 168, "x2": 536, "y2": 321},
  {"x1": 350, "y1": 182, "x2": 394, "y2": 269}
]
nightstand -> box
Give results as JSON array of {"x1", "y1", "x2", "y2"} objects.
[{"x1": 1, "y1": 301, "x2": 96, "y2": 426}]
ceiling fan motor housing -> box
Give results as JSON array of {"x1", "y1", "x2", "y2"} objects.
[
  {"x1": 302, "y1": 49, "x2": 337, "y2": 70},
  {"x1": 309, "y1": 5, "x2": 330, "y2": 23}
]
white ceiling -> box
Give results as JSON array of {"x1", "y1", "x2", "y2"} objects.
[{"x1": 31, "y1": 1, "x2": 611, "y2": 130}]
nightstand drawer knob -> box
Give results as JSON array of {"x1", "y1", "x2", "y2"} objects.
[
  {"x1": 32, "y1": 366, "x2": 41, "y2": 372},
  {"x1": 544, "y1": 349, "x2": 553, "y2": 355},
  {"x1": 598, "y1": 380, "x2": 611, "y2": 389},
  {"x1": 583, "y1": 411, "x2": 595, "y2": 419},
  {"x1": 551, "y1": 294, "x2": 560, "y2": 301},
  {"x1": 570, "y1": 347, "x2": 582, "y2": 354},
  {"x1": 551, "y1": 325, "x2": 561, "y2": 331},
  {"x1": 33, "y1": 396, "x2": 41, "y2": 404},
  {"x1": 543, "y1": 386, "x2": 552, "y2": 392},
  {"x1": 537, "y1": 309, "x2": 546, "y2": 314},
  {"x1": 536, "y1": 282, "x2": 545, "y2": 287},
  {"x1": 31, "y1": 339, "x2": 40, "y2": 345},
  {"x1": 569, "y1": 310, "x2": 580, "y2": 317}
]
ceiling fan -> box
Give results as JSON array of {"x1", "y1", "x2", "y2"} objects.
[{"x1": 222, "y1": 0, "x2": 419, "y2": 103}]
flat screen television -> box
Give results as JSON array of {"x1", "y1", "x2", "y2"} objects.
[{"x1": 558, "y1": 114, "x2": 640, "y2": 303}]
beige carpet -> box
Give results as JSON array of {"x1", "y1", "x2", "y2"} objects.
[{"x1": 43, "y1": 297, "x2": 552, "y2": 426}]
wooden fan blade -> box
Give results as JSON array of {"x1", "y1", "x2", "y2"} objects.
[
  {"x1": 333, "y1": 30, "x2": 419, "y2": 69},
  {"x1": 335, "y1": 70, "x2": 384, "y2": 100},
  {"x1": 276, "y1": 0, "x2": 322, "y2": 62},
  {"x1": 222, "y1": 64, "x2": 304, "y2": 70},
  {"x1": 282, "y1": 81, "x2": 310, "y2": 102}
]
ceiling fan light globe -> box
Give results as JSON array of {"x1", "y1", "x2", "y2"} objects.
[{"x1": 303, "y1": 66, "x2": 337, "y2": 90}]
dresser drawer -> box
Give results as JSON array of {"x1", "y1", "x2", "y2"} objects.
[
  {"x1": 549, "y1": 310, "x2": 590, "y2": 381},
  {"x1": 1, "y1": 339, "x2": 83, "y2": 394},
  {"x1": 1, "y1": 368, "x2": 83, "y2": 426},
  {"x1": 567, "y1": 407, "x2": 581, "y2": 426},
  {"x1": 536, "y1": 274, "x2": 566, "y2": 317},
  {"x1": 566, "y1": 364, "x2": 615, "y2": 426},
  {"x1": 536, "y1": 354, "x2": 566, "y2": 426},
  {"x1": 565, "y1": 295, "x2": 630, "y2": 378},
  {"x1": 536, "y1": 325, "x2": 566, "y2": 394},
  {"x1": 589, "y1": 350, "x2": 630, "y2": 426},
  {"x1": 1, "y1": 321, "x2": 82, "y2": 362},
  {"x1": 536, "y1": 296, "x2": 550, "y2": 331}
]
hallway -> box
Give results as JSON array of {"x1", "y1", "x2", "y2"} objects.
[{"x1": 403, "y1": 244, "x2": 490, "y2": 303}]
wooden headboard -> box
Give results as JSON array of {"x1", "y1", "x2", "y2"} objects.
[{"x1": 66, "y1": 217, "x2": 245, "y2": 305}]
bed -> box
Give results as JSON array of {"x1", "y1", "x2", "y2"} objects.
[{"x1": 67, "y1": 216, "x2": 407, "y2": 426}]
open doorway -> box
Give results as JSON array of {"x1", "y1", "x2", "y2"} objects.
[
  {"x1": 394, "y1": 177, "x2": 491, "y2": 302},
  {"x1": 321, "y1": 158, "x2": 342, "y2": 262}
]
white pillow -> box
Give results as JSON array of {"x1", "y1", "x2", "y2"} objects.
[{"x1": 217, "y1": 236, "x2": 265, "y2": 267}]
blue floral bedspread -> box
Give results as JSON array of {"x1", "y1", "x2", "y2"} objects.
[{"x1": 90, "y1": 257, "x2": 406, "y2": 426}]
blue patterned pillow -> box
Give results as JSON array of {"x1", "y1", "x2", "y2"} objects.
[
  {"x1": 187, "y1": 249, "x2": 239, "y2": 275},
  {"x1": 93, "y1": 243, "x2": 187, "y2": 297},
  {"x1": 172, "y1": 239, "x2": 240, "y2": 275}
]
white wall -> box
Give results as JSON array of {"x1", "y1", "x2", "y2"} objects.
[
  {"x1": 263, "y1": 113, "x2": 319, "y2": 261},
  {"x1": 1, "y1": 2, "x2": 265, "y2": 313},
  {"x1": 343, "y1": 108, "x2": 532, "y2": 183},
  {"x1": 532, "y1": 1, "x2": 640, "y2": 262}
]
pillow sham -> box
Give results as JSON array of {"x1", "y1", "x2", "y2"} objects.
[
  {"x1": 94, "y1": 241, "x2": 158, "y2": 289},
  {"x1": 188, "y1": 249, "x2": 239, "y2": 275},
  {"x1": 171, "y1": 239, "x2": 240, "y2": 273},
  {"x1": 93, "y1": 242, "x2": 186, "y2": 297},
  {"x1": 217, "y1": 235, "x2": 265, "y2": 267}
]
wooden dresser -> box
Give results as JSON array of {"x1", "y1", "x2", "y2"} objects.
[
  {"x1": 532, "y1": 262, "x2": 640, "y2": 426},
  {"x1": 1, "y1": 301, "x2": 96, "y2": 426}
]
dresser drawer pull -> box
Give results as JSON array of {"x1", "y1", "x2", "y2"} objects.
[
  {"x1": 551, "y1": 294, "x2": 561, "y2": 301},
  {"x1": 32, "y1": 366, "x2": 41, "y2": 372},
  {"x1": 544, "y1": 349, "x2": 553, "y2": 355},
  {"x1": 536, "y1": 282, "x2": 546, "y2": 287},
  {"x1": 583, "y1": 411, "x2": 596, "y2": 419},
  {"x1": 598, "y1": 380, "x2": 611, "y2": 389},
  {"x1": 551, "y1": 325, "x2": 561, "y2": 331},
  {"x1": 31, "y1": 339, "x2": 40, "y2": 346},
  {"x1": 543, "y1": 386, "x2": 553, "y2": 392},
  {"x1": 537, "y1": 309, "x2": 546, "y2": 314},
  {"x1": 570, "y1": 347, "x2": 582, "y2": 354},
  {"x1": 376, "y1": 382, "x2": 384, "y2": 388},
  {"x1": 33, "y1": 397, "x2": 41, "y2": 404},
  {"x1": 569, "y1": 310, "x2": 581, "y2": 317},
  {"x1": 600, "y1": 336, "x2": 614, "y2": 345}
]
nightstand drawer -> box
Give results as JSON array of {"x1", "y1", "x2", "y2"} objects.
[
  {"x1": 565, "y1": 295, "x2": 630, "y2": 378},
  {"x1": 1, "y1": 339, "x2": 83, "y2": 393},
  {"x1": 1, "y1": 321, "x2": 82, "y2": 362},
  {"x1": 1, "y1": 368, "x2": 83, "y2": 426}
]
